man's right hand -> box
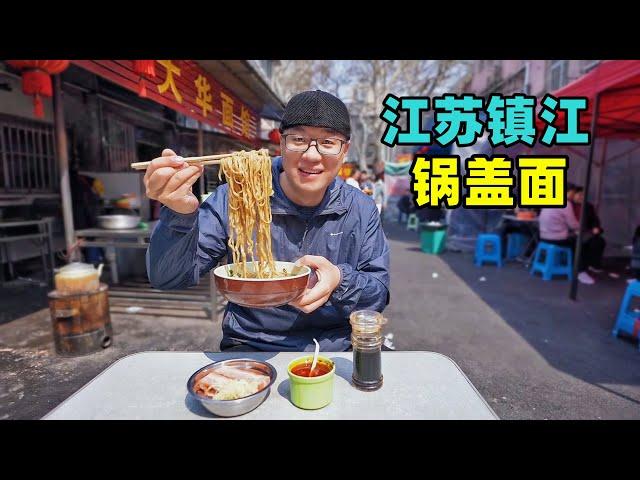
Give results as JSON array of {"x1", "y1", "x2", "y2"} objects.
[{"x1": 143, "y1": 148, "x2": 204, "y2": 215}]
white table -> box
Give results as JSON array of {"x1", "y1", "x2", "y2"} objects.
[{"x1": 43, "y1": 351, "x2": 498, "y2": 420}]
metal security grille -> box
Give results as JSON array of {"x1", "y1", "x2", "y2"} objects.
[
  {"x1": 103, "y1": 113, "x2": 136, "y2": 172},
  {"x1": 0, "y1": 114, "x2": 58, "y2": 193}
]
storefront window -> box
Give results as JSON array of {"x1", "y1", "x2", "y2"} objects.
[{"x1": 547, "y1": 60, "x2": 569, "y2": 91}]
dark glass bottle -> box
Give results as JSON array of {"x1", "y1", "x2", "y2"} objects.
[{"x1": 350, "y1": 310, "x2": 388, "y2": 391}]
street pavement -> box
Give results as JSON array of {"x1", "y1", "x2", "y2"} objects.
[{"x1": 382, "y1": 220, "x2": 640, "y2": 419}]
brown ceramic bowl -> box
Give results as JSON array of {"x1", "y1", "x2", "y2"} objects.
[{"x1": 213, "y1": 261, "x2": 311, "y2": 308}]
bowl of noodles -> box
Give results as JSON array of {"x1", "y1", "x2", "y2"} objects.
[
  {"x1": 213, "y1": 149, "x2": 311, "y2": 308},
  {"x1": 213, "y1": 261, "x2": 311, "y2": 308}
]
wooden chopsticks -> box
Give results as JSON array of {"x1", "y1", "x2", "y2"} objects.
[
  {"x1": 130, "y1": 153, "x2": 233, "y2": 170},
  {"x1": 131, "y1": 148, "x2": 271, "y2": 171}
]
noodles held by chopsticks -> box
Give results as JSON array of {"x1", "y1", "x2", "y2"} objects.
[{"x1": 219, "y1": 149, "x2": 279, "y2": 279}]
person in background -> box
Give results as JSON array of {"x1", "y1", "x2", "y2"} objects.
[
  {"x1": 417, "y1": 204, "x2": 445, "y2": 224},
  {"x1": 69, "y1": 169, "x2": 101, "y2": 231},
  {"x1": 360, "y1": 170, "x2": 374, "y2": 195},
  {"x1": 572, "y1": 186, "x2": 606, "y2": 274},
  {"x1": 495, "y1": 205, "x2": 538, "y2": 259},
  {"x1": 373, "y1": 173, "x2": 386, "y2": 216},
  {"x1": 397, "y1": 189, "x2": 413, "y2": 224},
  {"x1": 631, "y1": 225, "x2": 640, "y2": 282},
  {"x1": 538, "y1": 188, "x2": 596, "y2": 285},
  {"x1": 345, "y1": 165, "x2": 361, "y2": 189},
  {"x1": 69, "y1": 169, "x2": 104, "y2": 263},
  {"x1": 566, "y1": 182, "x2": 578, "y2": 203}
]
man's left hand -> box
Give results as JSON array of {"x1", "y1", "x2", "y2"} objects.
[{"x1": 288, "y1": 255, "x2": 341, "y2": 314}]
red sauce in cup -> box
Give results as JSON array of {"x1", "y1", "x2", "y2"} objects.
[{"x1": 291, "y1": 361, "x2": 332, "y2": 377}]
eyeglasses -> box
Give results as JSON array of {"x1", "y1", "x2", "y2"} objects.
[{"x1": 282, "y1": 134, "x2": 347, "y2": 156}]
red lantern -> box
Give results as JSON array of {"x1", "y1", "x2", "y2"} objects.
[
  {"x1": 268, "y1": 128, "x2": 281, "y2": 144},
  {"x1": 132, "y1": 60, "x2": 156, "y2": 98},
  {"x1": 5, "y1": 60, "x2": 70, "y2": 118}
]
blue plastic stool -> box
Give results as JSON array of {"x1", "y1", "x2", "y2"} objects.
[
  {"x1": 530, "y1": 242, "x2": 573, "y2": 281},
  {"x1": 506, "y1": 233, "x2": 529, "y2": 260},
  {"x1": 612, "y1": 280, "x2": 640, "y2": 350},
  {"x1": 475, "y1": 234, "x2": 502, "y2": 267}
]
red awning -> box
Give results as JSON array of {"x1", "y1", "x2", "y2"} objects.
[{"x1": 536, "y1": 60, "x2": 640, "y2": 139}]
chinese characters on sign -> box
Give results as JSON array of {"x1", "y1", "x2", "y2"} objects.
[
  {"x1": 220, "y1": 92, "x2": 234, "y2": 128},
  {"x1": 411, "y1": 156, "x2": 568, "y2": 208},
  {"x1": 157, "y1": 60, "x2": 183, "y2": 103},
  {"x1": 380, "y1": 93, "x2": 589, "y2": 208},
  {"x1": 153, "y1": 60, "x2": 254, "y2": 142},
  {"x1": 241, "y1": 106, "x2": 251, "y2": 139},
  {"x1": 194, "y1": 74, "x2": 213, "y2": 117},
  {"x1": 71, "y1": 60, "x2": 258, "y2": 144}
]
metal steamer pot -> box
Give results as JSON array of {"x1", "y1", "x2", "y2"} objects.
[{"x1": 96, "y1": 215, "x2": 141, "y2": 230}]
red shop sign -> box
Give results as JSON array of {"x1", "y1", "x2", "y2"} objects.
[{"x1": 72, "y1": 60, "x2": 259, "y2": 144}]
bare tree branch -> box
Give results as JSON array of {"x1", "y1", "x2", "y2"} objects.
[{"x1": 272, "y1": 60, "x2": 470, "y2": 166}]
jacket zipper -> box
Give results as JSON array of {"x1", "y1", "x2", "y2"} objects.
[{"x1": 300, "y1": 220, "x2": 311, "y2": 254}]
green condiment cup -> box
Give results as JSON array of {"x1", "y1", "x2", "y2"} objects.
[{"x1": 287, "y1": 355, "x2": 336, "y2": 410}]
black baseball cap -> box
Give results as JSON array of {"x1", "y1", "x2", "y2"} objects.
[{"x1": 279, "y1": 90, "x2": 351, "y2": 139}]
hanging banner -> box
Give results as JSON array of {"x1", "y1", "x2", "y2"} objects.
[
  {"x1": 385, "y1": 162, "x2": 412, "y2": 176},
  {"x1": 385, "y1": 174, "x2": 411, "y2": 197}
]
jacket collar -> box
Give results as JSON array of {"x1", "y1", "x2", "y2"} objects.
[{"x1": 269, "y1": 156, "x2": 348, "y2": 217}]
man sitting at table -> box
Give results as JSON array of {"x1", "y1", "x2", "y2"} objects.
[
  {"x1": 538, "y1": 186, "x2": 596, "y2": 285},
  {"x1": 496, "y1": 206, "x2": 537, "y2": 259}
]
